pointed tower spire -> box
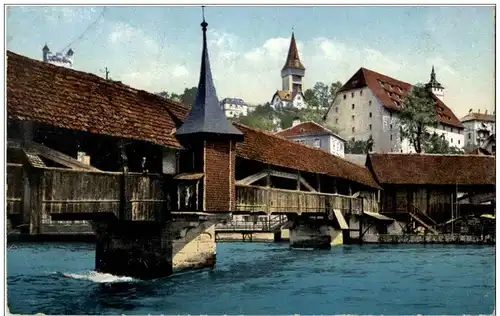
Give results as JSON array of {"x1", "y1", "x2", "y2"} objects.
[
  {"x1": 282, "y1": 32, "x2": 305, "y2": 71},
  {"x1": 176, "y1": 6, "x2": 242, "y2": 139}
]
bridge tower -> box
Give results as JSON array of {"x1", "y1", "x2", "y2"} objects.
[{"x1": 90, "y1": 10, "x2": 243, "y2": 279}]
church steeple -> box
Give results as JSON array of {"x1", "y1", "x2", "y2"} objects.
[
  {"x1": 176, "y1": 7, "x2": 242, "y2": 139},
  {"x1": 426, "y1": 65, "x2": 445, "y2": 102},
  {"x1": 280, "y1": 31, "x2": 306, "y2": 96},
  {"x1": 282, "y1": 32, "x2": 305, "y2": 71}
]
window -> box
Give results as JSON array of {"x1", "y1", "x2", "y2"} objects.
[
  {"x1": 352, "y1": 127, "x2": 355, "y2": 133},
  {"x1": 458, "y1": 140, "x2": 460, "y2": 145},
  {"x1": 296, "y1": 139, "x2": 305, "y2": 144},
  {"x1": 351, "y1": 115, "x2": 355, "y2": 121},
  {"x1": 351, "y1": 92, "x2": 354, "y2": 98},
  {"x1": 390, "y1": 124, "x2": 393, "y2": 130},
  {"x1": 369, "y1": 100, "x2": 372, "y2": 106},
  {"x1": 360, "y1": 90, "x2": 363, "y2": 96},
  {"x1": 451, "y1": 138, "x2": 453, "y2": 143},
  {"x1": 343, "y1": 94, "x2": 346, "y2": 100},
  {"x1": 352, "y1": 104, "x2": 355, "y2": 110},
  {"x1": 335, "y1": 107, "x2": 338, "y2": 113},
  {"x1": 369, "y1": 124, "x2": 372, "y2": 130},
  {"x1": 468, "y1": 133, "x2": 471, "y2": 139},
  {"x1": 369, "y1": 112, "x2": 372, "y2": 118},
  {"x1": 390, "y1": 134, "x2": 393, "y2": 141},
  {"x1": 313, "y1": 139, "x2": 321, "y2": 148},
  {"x1": 335, "y1": 118, "x2": 338, "y2": 124},
  {"x1": 351, "y1": 137, "x2": 355, "y2": 142}
]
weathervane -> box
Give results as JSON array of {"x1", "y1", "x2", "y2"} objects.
[{"x1": 201, "y1": 6, "x2": 207, "y2": 30}]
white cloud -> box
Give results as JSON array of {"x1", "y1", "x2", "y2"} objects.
[{"x1": 172, "y1": 65, "x2": 189, "y2": 77}]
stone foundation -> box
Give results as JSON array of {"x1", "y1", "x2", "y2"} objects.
[
  {"x1": 91, "y1": 218, "x2": 217, "y2": 280},
  {"x1": 289, "y1": 218, "x2": 344, "y2": 249},
  {"x1": 171, "y1": 220, "x2": 216, "y2": 272}
]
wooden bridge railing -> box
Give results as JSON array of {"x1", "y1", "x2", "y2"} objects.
[{"x1": 235, "y1": 184, "x2": 377, "y2": 215}]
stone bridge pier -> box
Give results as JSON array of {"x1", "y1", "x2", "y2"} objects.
[
  {"x1": 90, "y1": 215, "x2": 218, "y2": 280},
  {"x1": 287, "y1": 212, "x2": 348, "y2": 249}
]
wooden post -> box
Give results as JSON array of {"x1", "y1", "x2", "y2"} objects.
[
  {"x1": 266, "y1": 164, "x2": 271, "y2": 188},
  {"x1": 119, "y1": 141, "x2": 131, "y2": 221},
  {"x1": 316, "y1": 174, "x2": 321, "y2": 192},
  {"x1": 28, "y1": 169, "x2": 44, "y2": 235},
  {"x1": 296, "y1": 171, "x2": 301, "y2": 190}
]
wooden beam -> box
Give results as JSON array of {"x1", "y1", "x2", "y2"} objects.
[
  {"x1": 268, "y1": 169, "x2": 298, "y2": 180},
  {"x1": 299, "y1": 177, "x2": 317, "y2": 192},
  {"x1": 236, "y1": 171, "x2": 269, "y2": 186},
  {"x1": 21, "y1": 140, "x2": 101, "y2": 171}
]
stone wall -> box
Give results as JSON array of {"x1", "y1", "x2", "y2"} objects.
[{"x1": 171, "y1": 220, "x2": 216, "y2": 272}]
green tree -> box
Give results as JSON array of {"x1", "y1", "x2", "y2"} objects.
[
  {"x1": 423, "y1": 133, "x2": 465, "y2": 154},
  {"x1": 181, "y1": 87, "x2": 198, "y2": 107},
  {"x1": 313, "y1": 82, "x2": 330, "y2": 108},
  {"x1": 329, "y1": 81, "x2": 343, "y2": 104},
  {"x1": 346, "y1": 139, "x2": 370, "y2": 154},
  {"x1": 304, "y1": 89, "x2": 318, "y2": 108},
  {"x1": 399, "y1": 84, "x2": 438, "y2": 153}
]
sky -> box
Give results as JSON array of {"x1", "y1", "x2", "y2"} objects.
[{"x1": 6, "y1": 5, "x2": 495, "y2": 118}]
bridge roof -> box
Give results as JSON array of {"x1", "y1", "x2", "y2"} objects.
[
  {"x1": 367, "y1": 153, "x2": 495, "y2": 186},
  {"x1": 6, "y1": 50, "x2": 380, "y2": 189},
  {"x1": 235, "y1": 123, "x2": 381, "y2": 189},
  {"x1": 7, "y1": 51, "x2": 187, "y2": 149}
]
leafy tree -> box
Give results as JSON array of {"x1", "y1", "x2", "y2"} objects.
[
  {"x1": 329, "y1": 81, "x2": 343, "y2": 104},
  {"x1": 346, "y1": 139, "x2": 370, "y2": 154},
  {"x1": 304, "y1": 89, "x2": 318, "y2": 109},
  {"x1": 181, "y1": 87, "x2": 198, "y2": 107},
  {"x1": 313, "y1": 82, "x2": 330, "y2": 108},
  {"x1": 399, "y1": 84, "x2": 438, "y2": 153},
  {"x1": 423, "y1": 133, "x2": 465, "y2": 154}
]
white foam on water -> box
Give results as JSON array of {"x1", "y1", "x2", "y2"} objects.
[{"x1": 61, "y1": 271, "x2": 136, "y2": 283}]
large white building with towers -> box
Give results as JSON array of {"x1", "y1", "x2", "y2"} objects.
[
  {"x1": 270, "y1": 32, "x2": 308, "y2": 110},
  {"x1": 42, "y1": 44, "x2": 74, "y2": 69},
  {"x1": 324, "y1": 66, "x2": 464, "y2": 153}
]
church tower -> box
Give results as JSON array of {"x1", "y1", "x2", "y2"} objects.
[
  {"x1": 426, "y1": 66, "x2": 445, "y2": 102},
  {"x1": 281, "y1": 32, "x2": 305, "y2": 95}
]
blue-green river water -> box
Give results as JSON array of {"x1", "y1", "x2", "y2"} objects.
[{"x1": 7, "y1": 242, "x2": 495, "y2": 315}]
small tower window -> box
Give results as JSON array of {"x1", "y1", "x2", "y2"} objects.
[
  {"x1": 351, "y1": 115, "x2": 355, "y2": 121},
  {"x1": 360, "y1": 90, "x2": 363, "y2": 96},
  {"x1": 352, "y1": 127, "x2": 355, "y2": 133},
  {"x1": 390, "y1": 134, "x2": 393, "y2": 141},
  {"x1": 351, "y1": 92, "x2": 354, "y2": 98},
  {"x1": 335, "y1": 118, "x2": 338, "y2": 124},
  {"x1": 369, "y1": 112, "x2": 372, "y2": 118},
  {"x1": 369, "y1": 100, "x2": 372, "y2": 106},
  {"x1": 343, "y1": 94, "x2": 346, "y2": 100},
  {"x1": 352, "y1": 104, "x2": 355, "y2": 110},
  {"x1": 369, "y1": 124, "x2": 372, "y2": 130}
]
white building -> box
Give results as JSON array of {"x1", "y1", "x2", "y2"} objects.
[
  {"x1": 324, "y1": 67, "x2": 464, "y2": 153},
  {"x1": 276, "y1": 118, "x2": 346, "y2": 158},
  {"x1": 270, "y1": 32, "x2": 308, "y2": 110},
  {"x1": 42, "y1": 44, "x2": 74, "y2": 68},
  {"x1": 460, "y1": 109, "x2": 496, "y2": 149},
  {"x1": 220, "y1": 98, "x2": 248, "y2": 118}
]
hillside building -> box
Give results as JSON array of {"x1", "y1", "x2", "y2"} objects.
[
  {"x1": 42, "y1": 44, "x2": 74, "y2": 69},
  {"x1": 324, "y1": 67, "x2": 464, "y2": 153},
  {"x1": 220, "y1": 98, "x2": 249, "y2": 118},
  {"x1": 460, "y1": 109, "x2": 495, "y2": 150},
  {"x1": 270, "y1": 33, "x2": 308, "y2": 110},
  {"x1": 276, "y1": 119, "x2": 346, "y2": 158}
]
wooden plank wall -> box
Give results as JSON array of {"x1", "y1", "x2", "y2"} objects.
[
  {"x1": 6, "y1": 164, "x2": 23, "y2": 216},
  {"x1": 235, "y1": 185, "x2": 370, "y2": 215}
]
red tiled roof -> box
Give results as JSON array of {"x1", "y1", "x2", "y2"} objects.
[
  {"x1": 461, "y1": 112, "x2": 495, "y2": 123},
  {"x1": 282, "y1": 32, "x2": 305, "y2": 71},
  {"x1": 338, "y1": 67, "x2": 463, "y2": 128},
  {"x1": 367, "y1": 153, "x2": 495, "y2": 185},
  {"x1": 7, "y1": 51, "x2": 188, "y2": 148},
  {"x1": 276, "y1": 121, "x2": 343, "y2": 140},
  {"x1": 235, "y1": 123, "x2": 381, "y2": 189}
]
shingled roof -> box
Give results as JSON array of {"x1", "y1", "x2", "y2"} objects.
[
  {"x1": 235, "y1": 123, "x2": 380, "y2": 189},
  {"x1": 175, "y1": 16, "x2": 243, "y2": 139},
  {"x1": 460, "y1": 112, "x2": 495, "y2": 123},
  {"x1": 282, "y1": 32, "x2": 305, "y2": 71},
  {"x1": 7, "y1": 51, "x2": 380, "y2": 189},
  {"x1": 276, "y1": 121, "x2": 345, "y2": 141},
  {"x1": 367, "y1": 153, "x2": 495, "y2": 186},
  {"x1": 7, "y1": 50, "x2": 187, "y2": 148},
  {"x1": 337, "y1": 67, "x2": 462, "y2": 128}
]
